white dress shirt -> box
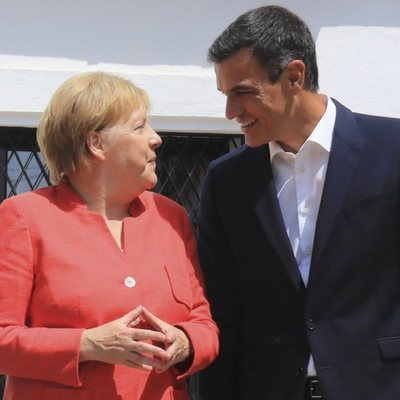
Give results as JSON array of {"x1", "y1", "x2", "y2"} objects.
[{"x1": 269, "y1": 96, "x2": 336, "y2": 375}]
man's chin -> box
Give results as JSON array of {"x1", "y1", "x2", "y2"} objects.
[{"x1": 245, "y1": 137, "x2": 269, "y2": 148}]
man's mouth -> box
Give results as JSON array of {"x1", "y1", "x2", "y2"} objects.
[{"x1": 239, "y1": 119, "x2": 257, "y2": 129}]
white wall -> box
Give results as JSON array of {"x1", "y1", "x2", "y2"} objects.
[{"x1": 0, "y1": 0, "x2": 399, "y2": 132}]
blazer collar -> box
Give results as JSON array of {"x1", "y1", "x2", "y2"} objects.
[
  {"x1": 308, "y1": 99, "x2": 365, "y2": 287},
  {"x1": 240, "y1": 145, "x2": 306, "y2": 296},
  {"x1": 238, "y1": 100, "x2": 364, "y2": 295}
]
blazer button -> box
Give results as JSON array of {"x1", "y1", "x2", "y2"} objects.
[
  {"x1": 296, "y1": 366, "x2": 306, "y2": 377},
  {"x1": 307, "y1": 319, "x2": 316, "y2": 331},
  {"x1": 124, "y1": 276, "x2": 136, "y2": 288}
]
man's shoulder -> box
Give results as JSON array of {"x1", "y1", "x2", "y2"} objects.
[
  {"x1": 333, "y1": 98, "x2": 400, "y2": 130},
  {"x1": 354, "y1": 112, "x2": 400, "y2": 130},
  {"x1": 210, "y1": 144, "x2": 247, "y2": 166},
  {"x1": 352, "y1": 112, "x2": 400, "y2": 147},
  {"x1": 209, "y1": 143, "x2": 267, "y2": 171}
]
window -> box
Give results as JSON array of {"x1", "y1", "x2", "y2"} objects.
[{"x1": 0, "y1": 127, "x2": 244, "y2": 228}]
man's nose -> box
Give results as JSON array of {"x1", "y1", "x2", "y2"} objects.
[{"x1": 225, "y1": 96, "x2": 243, "y2": 120}]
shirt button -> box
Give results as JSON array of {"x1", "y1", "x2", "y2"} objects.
[
  {"x1": 124, "y1": 276, "x2": 136, "y2": 288},
  {"x1": 298, "y1": 166, "x2": 305, "y2": 173},
  {"x1": 300, "y1": 207, "x2": 310, "y2": 216},
  {"x1": 307, "y1": 319, "x2": 316, "y2": 331}
]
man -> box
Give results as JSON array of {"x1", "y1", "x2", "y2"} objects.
[{"x1": 197, "y1": 5, "x2": 400, "y2": 400}]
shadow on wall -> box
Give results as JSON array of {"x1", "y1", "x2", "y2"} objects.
[{"x1": 0, "y1": 0, "x2": 399, "y2": 66}]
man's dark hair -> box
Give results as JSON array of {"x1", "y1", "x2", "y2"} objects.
[{"x1": 208, "y1": 5, "x2": 319, "y2": 91}]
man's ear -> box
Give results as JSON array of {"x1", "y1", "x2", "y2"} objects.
[
  {"x1": 286, "y1": 59, "x2": 306, "y2": 90},
  {"x1": 86, "y1": 130, "x2": 106, "y2": 161}
]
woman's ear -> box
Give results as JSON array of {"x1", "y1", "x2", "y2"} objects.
[
  {"x1": 86, "y1": 130, "x2": 106, "y2": 161},
  {"x1": 286, "y1": 59, "x2": 306, "y2": 90}
]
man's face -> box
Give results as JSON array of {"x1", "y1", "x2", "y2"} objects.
[{"x1": 215, "y1": 48, "x2": 292, "y2": 147}]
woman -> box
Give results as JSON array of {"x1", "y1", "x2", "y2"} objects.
[{"x1": 0, "y1": 72, "x2": 218, "y2": 399}]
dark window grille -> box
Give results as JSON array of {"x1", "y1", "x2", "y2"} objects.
[
  {"x1": 0, "y1": 127, "x2": 244, "y2": 228},
  {"x1": 0, "y1": 127, "x2": 51, "y2": 198},
  {"x1": 155, "y1": 132, "x2": 243, "y2": 229}
]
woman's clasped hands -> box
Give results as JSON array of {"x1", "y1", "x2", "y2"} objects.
[{"x1": 80, "y1": 305, "x2": 192, "y2": 373}]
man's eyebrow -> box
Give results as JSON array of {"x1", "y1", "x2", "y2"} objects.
[{"x1": 218, "y1": 83, "x2": 255, "y2": 94}]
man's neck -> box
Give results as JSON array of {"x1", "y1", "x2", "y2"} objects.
[{"x1": 278, "y1": 93, "x2": 328, "y2": 154}]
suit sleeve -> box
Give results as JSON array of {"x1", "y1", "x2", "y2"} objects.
[
  {"x1": 196, "y1": 168, "x2": 241, "y2": 400},
  {"x1": 0, "y1": 199, "x2": 84, "y2": 387},
  {"x1": 174, "y1": 207, "x2": 219, "y2": 379}
]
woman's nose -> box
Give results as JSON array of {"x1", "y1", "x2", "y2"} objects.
[{"x1": 149, "y1": 127, "x2": 162, "y2": 149}]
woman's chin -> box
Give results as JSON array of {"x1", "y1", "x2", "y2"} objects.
[{"x1": 145, "y1": 177, "x2": 158, "y2": 191}]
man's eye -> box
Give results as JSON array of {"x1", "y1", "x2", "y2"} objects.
[{"x1": 236, "y1": 91, "x2": 251, "y2": 96}]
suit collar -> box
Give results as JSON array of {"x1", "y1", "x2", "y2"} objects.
[
  {"x1": 308, "y1": 99, "x2": 364, "y2": 287},
  {"x1": 240, "y1": 145, "x2": 306, "y2": 296},
  {"x1": 238, "y1": 100, "x2": 364, "y2": 295}
]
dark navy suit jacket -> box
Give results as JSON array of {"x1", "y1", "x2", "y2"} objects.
[{"x1": 197, "y1": 100, "x2": 400, "y2": 399}]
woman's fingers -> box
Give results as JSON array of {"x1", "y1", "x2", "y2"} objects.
[
  {"x1": 80, "y1": 306, "x2": 168, "y2": 367},
  {"x1": 123, "y1": 359, "x2": 153, "y2": 371},
  {"x1": 119, "y1": 305, "x2": 144, "y2": 325},
  {"x1": 129, "y1": 336, "x2": 167, "y2": 359},
  {"x1": 80, "y1": 306, "x2": 193, "y2": 372},
  {"x1": 126, "y1": 350, "x2": 163, "y2": 369},
  {"x1": 140, "y1": 306, "x2": 167, "y2": 334},
  {"x1": 130, "y1": 328, "x2": 166, "y2": 343}
]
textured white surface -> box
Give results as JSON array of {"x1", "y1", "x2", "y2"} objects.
[
  {"x1": 0, "y1": 0, "x2": 399, "y2": 131},
  {"x1": 317, "y1": 26, "x2": 400, "y2": 118}
]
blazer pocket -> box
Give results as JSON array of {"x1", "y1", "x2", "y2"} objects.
[
  {"x1": 343, "y1": 189, "x2": 393, "y2": 217},
  {"x1": 164, "y1": 265, "x2": 193, "y2": 310},
  {"x1": 44, "y1": 388, "x2": 92, "y2": 399},
  {"x1": 377, "y1": 336, "x2": 400, "y2": 360}
]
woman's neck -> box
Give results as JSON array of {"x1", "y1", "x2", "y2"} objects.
[{"x1": 67, "y1": 174, "x2": 130, "y2": 222}]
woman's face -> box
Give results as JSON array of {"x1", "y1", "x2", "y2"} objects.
[{"x1": 101, "y1": 106, "x2": 162, "y2": 196}]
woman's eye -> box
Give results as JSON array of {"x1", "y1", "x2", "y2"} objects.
[{"x1": 133, "y1": 125, "x2": 145, "y2": 132}]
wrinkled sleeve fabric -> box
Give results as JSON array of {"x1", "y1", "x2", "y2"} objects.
[
  {"x1": 0, "y1": 198, "x2": 84, "y2": 387},
  {"x1": 174, "y1": 207, "x2": 219, "y2": 379}
]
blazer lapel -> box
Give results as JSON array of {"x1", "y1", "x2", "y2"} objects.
[
  {"x1": 241, "y1": 145, "x2": 305, "y2": 295},
  {"x1": 310, "y1": 101, "x2": 365, "y2": 282}
]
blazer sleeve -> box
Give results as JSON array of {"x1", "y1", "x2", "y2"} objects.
[
  {"x1": 196, "y1": 169, "x2": 241, "y2": 400},
  {"x1": 0, "y1": 198, "x2": 84, "y2": 387},
  {"x1": 174, "y1": 208, "x2": 219, "y2": 379}
]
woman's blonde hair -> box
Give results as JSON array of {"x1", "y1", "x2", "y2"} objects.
[{"x1": 37, "y1": 71, "x2": 150, "y2": 184}]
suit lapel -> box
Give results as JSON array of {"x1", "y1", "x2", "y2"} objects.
[
  {"x1": 241, "y1": 145, "x2": 305, "y2": 295},
  {"x1": 309, "y1": 101, "x2": 365, "y2": 284}
]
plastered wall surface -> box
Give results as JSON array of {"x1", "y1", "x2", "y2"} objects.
[{"x1": 0, "y1": 0, "x2": 399, "y2": 131}]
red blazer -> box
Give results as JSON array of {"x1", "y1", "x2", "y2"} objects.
[{"x1": 0, "y1": 182, "x2": 218, "y2": 400}]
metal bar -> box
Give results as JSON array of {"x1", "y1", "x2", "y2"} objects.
[{"x1": 0, "y1": 149, "x2": 6, "y2": 202}]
